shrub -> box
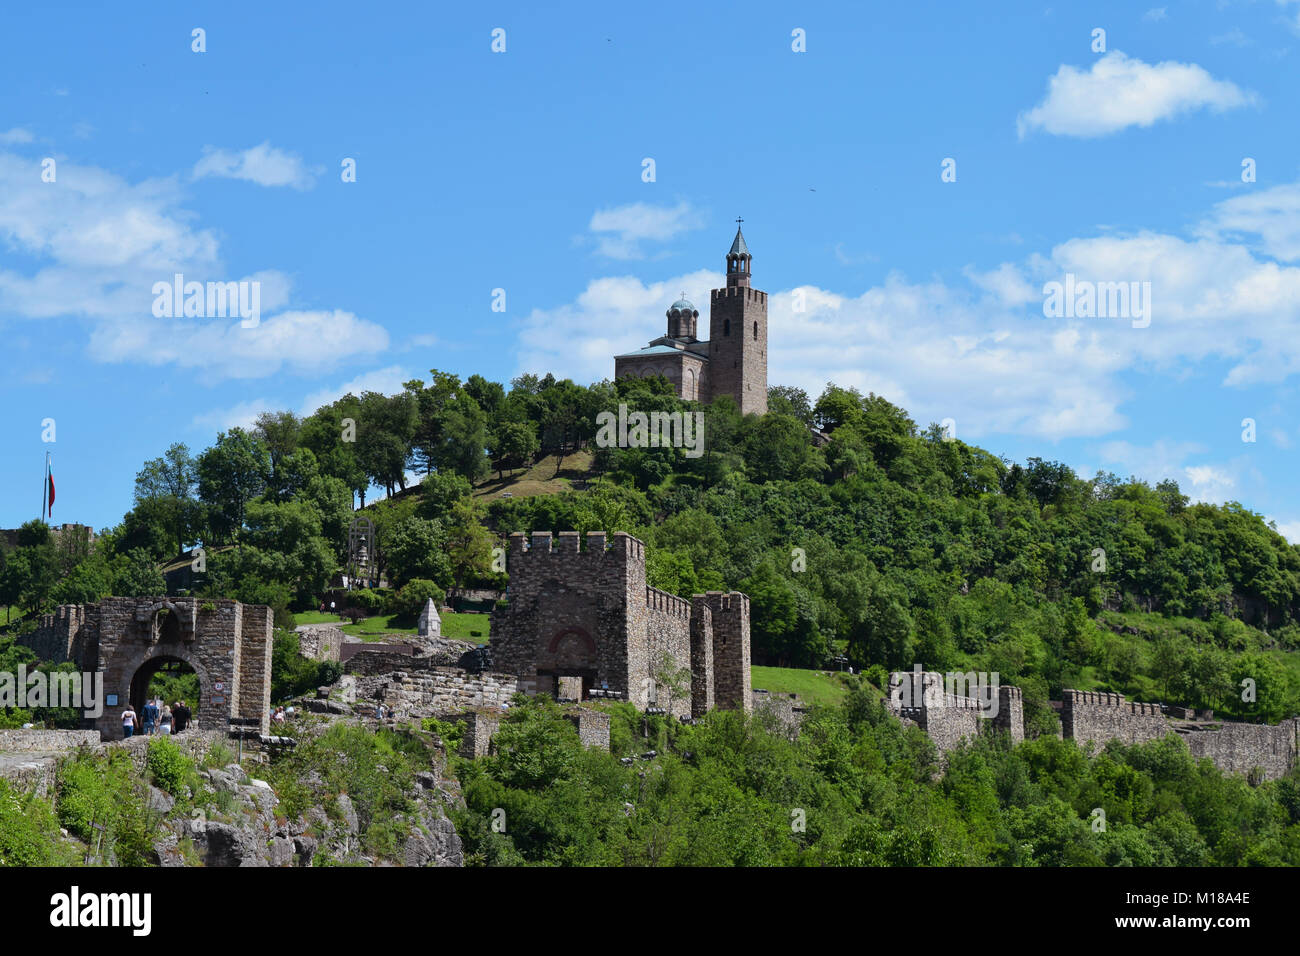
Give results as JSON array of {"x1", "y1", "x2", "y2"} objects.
[
  {"x1": 389, "y1": 579, "x2": 446, "y2": 621},
  {"x1": 146, "y1": 736, "x2": 196, "y2": 796},
  {"x1": 350, "y1": 588, "x2": 386, "y2": 613}
]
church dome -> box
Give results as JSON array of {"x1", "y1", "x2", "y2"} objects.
[{"x1": 667, "y1": 297, "x2": 698, "y2": 319}]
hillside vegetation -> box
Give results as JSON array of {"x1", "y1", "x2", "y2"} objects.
[{"x1": 2, "y1": 370, "x2": 1298, "y2": 735}]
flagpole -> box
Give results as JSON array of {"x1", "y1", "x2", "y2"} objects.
[{"x1": 42, "y1": 452, "x2": 48, "y2": 522}]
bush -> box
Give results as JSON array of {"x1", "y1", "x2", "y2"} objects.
[
  {"x1": 388, "y1": 579, "x2": 446, "y2": 621},
  {"x1": 350, "y1": 588, "x2": 386, "y2": 613},
  {"x1": 0, "y1": 780, "x2": 76, "y2": 866},
  {"x1": 146, "y1": 736, "x2": 196, "y2": 796},
  {"x1": 271, "y1": 629, "x2": 342, "y2": 703}
]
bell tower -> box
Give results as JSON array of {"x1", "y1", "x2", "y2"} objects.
[{"x1": 707, "y1": 220, "x2": 768, "y2": 414}]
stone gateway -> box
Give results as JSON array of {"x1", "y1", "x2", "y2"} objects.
[{"x1": 21, "y1": 597, "x2": 274, "y2": 740}]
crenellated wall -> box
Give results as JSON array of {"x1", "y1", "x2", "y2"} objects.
[
  {"x1": 700, "y1": 591, "x2": 752, "y2": 713},
  {"x1": 1059, "y1": 688, "x2": 1297, "y2": 780},
  {"x1": 489, "y1": 530, "x2": 750, "y2": 718},
  {"x1": 1060, "y1": 689, "x2": 1171, "y2": 750}
]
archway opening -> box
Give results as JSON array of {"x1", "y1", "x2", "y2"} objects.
[{"x1": 130, "y1": 657, "x2": 202, "y2": 731}]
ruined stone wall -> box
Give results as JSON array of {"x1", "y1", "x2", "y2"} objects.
[
  {"x1": 886, "y1": 671, "x2": 1015, "y2": 758},
  {"x1": 455, "y1": 710, "x2": 502, "y2": 758},
  {"x1": 0, "y1": 729, "x2": 100, "y2": 752},
  {"x1": 1177, "y1": 719, "x2": 1298, "y2": 781},
  {"x1": 19, "y1": 604, "x2": 90, "y2": 665},
  {"x1": 296, "y1": 624, "x2": 343, "y2": 663},
  {"x1": 642, "y1": 587, "x2": 692, "y2": 718},
  {"x1": 357, "y1": 667, "x2": 518, "y2": 718},
  {"x1": 689, "y1": 599, "x2": 715, "y2": 718},
  {"x1": 1060, "y1": 690, "x2": 1169, "y2": 751},
  {"x1": 702, "y1": 592, "x2": 752, "y2": 713},
  {"x1": 752, "y1": 690, "x2": 804, "y2": 739},
  {"x1": 566, "y1": 707, "x2": 611, "y2": 750}
]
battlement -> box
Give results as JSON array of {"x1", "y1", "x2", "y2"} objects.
[
  {"x1": 700, "y1": 591, "x2": 750, "y2": 615},
  {"x1": 711, "y1": 287, "x2": 767, "y2": 303},
  {"x1": 507, "y1": 530, "x2": 645, "y2": 564},
  {"x1": 646, "y1": 586, "x2": 691, "y2": 619},
  {"x1": 1062, "y1": 689, "x2": 1125, "y2": 708}
]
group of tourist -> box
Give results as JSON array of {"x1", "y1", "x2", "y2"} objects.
[{"x1": 120, "y1": 698, "x2": 192, "y2": 738}]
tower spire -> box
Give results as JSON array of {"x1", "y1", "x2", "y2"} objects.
[{"x1": 726, "y1": 219, "x2": 751, "y2": 288}]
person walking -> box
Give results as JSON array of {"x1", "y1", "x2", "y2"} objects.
[
  {"x1": 121, "y1": 705, "x2": 138, "y2": 738},
  {"x1": 159, "y1": 706, "x2": 173, "y2": 736},
  {"x1": 141, "y1": 698, "x2": 158, "y2": 736},
  {"x1": 173, "y1": 699, "x2": 191, "y2": 733}
]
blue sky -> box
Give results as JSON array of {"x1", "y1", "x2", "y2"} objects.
[{"x1": 2, "y1": 0, "x2": 1299, "y2": 540}]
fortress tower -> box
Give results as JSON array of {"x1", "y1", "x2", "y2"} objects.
[
  {"x1": 707, "y1": 222, "x2": 768, "y2": 415},
  {"x1": 489, "y1": 530, "x2": 752, "y2": 718}
]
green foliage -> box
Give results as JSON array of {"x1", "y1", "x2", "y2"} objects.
[
  {"x1": 0, "y1": 780, "x2": 78, "y2": 866},
  {"x1": 145, "y1": 735, "x2": 198, "y2": 796},
  {"x1": 452, "y1": 694, "x2": 1300, "y2": 867},
  {"x1": 271, "y1": 629, "x2": 342, "y2": 703},
  {"x1": 55, "y1": 748, "x2": 162, "y2": 866},
  {"x1": 388, "y1": 579, "x2": 446, "y2": 622},
  {"x1": 261, "y1": 722, "x2": 428, "y2": 859}
]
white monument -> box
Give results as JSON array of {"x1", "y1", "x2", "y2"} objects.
[{"x1": 418, "y1": 598, "x2": 441, "y2": 638}]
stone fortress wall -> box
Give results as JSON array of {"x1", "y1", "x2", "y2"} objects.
[{"x1": 889, "y1": 671, "x2": 1297, "y2": 780}]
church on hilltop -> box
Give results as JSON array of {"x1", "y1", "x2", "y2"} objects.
[{"x1": 614, "y1": 222, "x2": 768, "y2": 415}]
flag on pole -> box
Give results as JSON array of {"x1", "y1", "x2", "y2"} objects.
[{"x1": 43, "y1": 452, "x2": 54, "y2": 520}]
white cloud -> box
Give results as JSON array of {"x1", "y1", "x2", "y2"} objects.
[
  {"x1": 1273, "y1": 519, "x2": 1300, "y2": 545},
  {"x1": 299, "y1": 365, "x2": 414, "y2": 415},
  {"x1": 0, "y1": 128, "x2": 33, "y2": 145},
  {"x1": 1198, "y1": 182, "x2": 1300, "y2": 262},
  {"x1": 1017, "y1": 51, "x2": 1255, "y2": 138},
  {"x1": 190, "y1": 398, "x2": 276, "y2": 433},
  {"x1": 587, "y1": 201, "x2": 705, "y2": 259},
  {"x1": 1098, "y1": 440, "x2": 1239, "y2": 503},
  {"x1": 0, "y1": 149, "x2": 388, "y2": 380},
  {"x1": 192, "y1": 142, "x2": 320, "y2": 190},
  {"x1": 1143, "y1": 8, "x2": 1167, "y2": 22}
]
